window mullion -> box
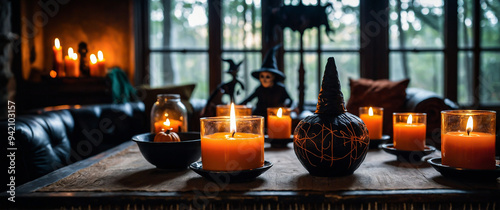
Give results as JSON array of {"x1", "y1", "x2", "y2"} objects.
[{"x1": 444, "y1": 0, "x2": 458, "y2": 102}]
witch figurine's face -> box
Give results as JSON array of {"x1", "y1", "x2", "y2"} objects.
[{"x1": 259, "y1": 72, "x2": 275, "y2": 88}]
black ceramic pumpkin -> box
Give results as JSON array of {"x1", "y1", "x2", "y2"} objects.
[{"x1": 293, "y1": 57, "x2": 369, "y2": 177}]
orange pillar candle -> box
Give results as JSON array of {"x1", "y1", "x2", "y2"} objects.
[
  {"x1": 441, "y1": 110, "x2": 496, "y2": 170},
  {"x1": 393, "y1": 113, "x2": 427, "y2": 151},
  {"x1": 154, "y1": 118, "x2": 183, "y2": 133},
  {"x1": 359, "y1": 107, "x2": 383, "y2": 139},
  {"x1": 64, "y1": 47, "x2": 79, "y2": 77},
  {"x1": 89, "y1": 54, "x2": 99, "y2": 77},
  {"x1": 201, "y1": 103, "x2": 264, "y2": 171},
  {"x1": 267, "y1": 107, "x2": 292, "y2": 139},
  {"x1": 52, "y1": 38, "x2": 64, "y2": 77},
  {"x1": 216, "y1": 104, "x2": 252, "y2": 116},
  {"x1": 97, "y1": 51, "x2": 106, "y2": 76}
]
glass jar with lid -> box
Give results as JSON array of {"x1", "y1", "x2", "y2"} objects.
[{"x1": 151, "y1": 94, "x2": 188, "y2": 133}]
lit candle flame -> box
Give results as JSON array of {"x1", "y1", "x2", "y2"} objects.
[
  {"x1": 230, "y1": 102, "x2": 236, "y2": 135},
  {"x1": 407, "y1": 114, "x2": 412, "y2": 125},
  {"x1": 90, "y1": 54, "x2": 97, "y2": 64},
  {"x1": 68, "y1": 47, "x2": 73, "y2": 56},
  {"x1": 368, "y1": 107, "x2": 373, "y2": 116},
  {"x1": 71, "y1": 52, "x2": 78, "y2": 60},
  {"x1": 163, "y1": 118, "x2": 171, "y2": 134},
  {"x1": 98, "y1": 50, "x2": 104, "y2": 61},
  {"x1": 466, "y1": 116, "x2": 473, "y2": 136},
  {"x1": 277, "y1": 108, "x2": 283, "y2": 118},
  {"x1": 54, "y1": 38, "x2": 61, "y2": 49}
]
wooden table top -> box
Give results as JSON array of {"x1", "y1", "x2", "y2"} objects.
[{"x1": 5, "y1": 141, "x2": 500, "y2": 209}]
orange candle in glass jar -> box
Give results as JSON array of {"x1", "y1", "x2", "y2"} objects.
[
  {"x1": 359, "y1": 107, "x2": 383, "y2": 140},
  {"x1": 154, "y1": 118, "x2": 182, "y2": 133},
  {"x1": 393, "y1": 113, "x2": 426, "y2": 151},
  {"x1": 201, "y1": 103, "x2": 264, "y2": 171},
  {"x1": 201, "y1": 132, "x2": 264, "y2": 171},
  {"x1": 267, "y1": 107, "x2": 291, "y2": 139},
  {"x1": 442, "y1": 116, "x2": 496, "y2": 170},
  {"x1": 216, "y1": 104, "x2": 252, "y2": 116}
]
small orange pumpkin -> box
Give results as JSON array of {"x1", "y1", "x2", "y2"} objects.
[{"x1": 154, "y1": 130, "x2": 181, "y2": 142}]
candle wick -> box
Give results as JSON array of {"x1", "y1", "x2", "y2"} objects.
[
  {"x1": 466, "y1": 128, "x2": 471, "y2": 136},
  {"x1": 232, "y1": 131, "x2": 235, "y2": 138}
]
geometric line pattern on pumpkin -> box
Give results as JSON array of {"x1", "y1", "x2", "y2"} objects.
[{"x1": 294, "y1": 120, "x2": 369, "y2": 168}]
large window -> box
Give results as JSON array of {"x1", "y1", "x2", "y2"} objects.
[
  {"x1": 389, "y1": 0, "x2": 444, "y2": 96},
  {"x1": 149, "y1": 0, "x2": 209, "y2": 100},
  {"x1": 140, "y1": 0, "x2": 500, "y2": 110}
]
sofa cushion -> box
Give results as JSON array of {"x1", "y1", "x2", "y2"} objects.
[
  {"x1": 1, "y1": 110, "x2": 74, "y2": 186},
  {"x1": 346, "y1": 78, "x2": 410, "y2": 137},
  {"x1": 69, "y1": 102, "x2": 147, "y2": 161}
]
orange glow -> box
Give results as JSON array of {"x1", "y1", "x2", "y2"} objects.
[
  {"x1": 49, "y1": 70, "x2": 57, "y2": 78},
  {"x1": 90, "y1": 54, "x2": 97, "y2": 64}
]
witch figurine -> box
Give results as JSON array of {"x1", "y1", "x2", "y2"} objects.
[
  {"x1": 240, "y1": 44, "x2": 292, "y2": 117},
  {"x1": 201, "y1": 58, "x2": 245, "y2": 116}
]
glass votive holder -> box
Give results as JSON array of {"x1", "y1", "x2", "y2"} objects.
[
  {"x1": 393, "y1": 113, "x2": 427, "y2": 151},
  {"x1": 200, "y1": 116, "x2": 264, "y2": 171},
  {"x1": 267, "y1": 107, "x2": 292, "y2": 139},
  {"x1": 216, "y1": 104, "x2": 252, "y2": 116},
  {"x1": 441, "y1": 110, "x2": 496, "y2": 170},
  {"x1": 359, "y1": 107, "x2": 383, "y2": 140},
  {"x1": 151, "y1": 94, "x2": 188, "y2": 133}
]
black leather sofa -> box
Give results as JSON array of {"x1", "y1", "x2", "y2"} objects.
[{"x1": 1, "y1": 102, "x2": 147, "y2": 190}]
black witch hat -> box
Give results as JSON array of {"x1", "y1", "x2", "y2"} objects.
[
  {"x1": 251, "y1": 44, "x2": 286, "y2": 81},
  {"x1": 222, "y1": 59, "x2": 243, "y2": 73}
]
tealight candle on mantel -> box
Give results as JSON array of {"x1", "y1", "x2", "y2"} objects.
[
  {"x1": 97, "y1": 50, "x2": 106, "y2": 77},
  {"x1": 359, "y1": 107, "x2": 383, "y2": 140},
  {"x1": 393, "y1": 113, "x2": 426, "y2": 151},
  {"x1": 267, "y1": 107, "x2": 292, "y2": 139},
  {"x1": 64, "y1": 47, "x2": 79, "y2": 77},
  {"x1": 89, "y1": 54, "x2": 99, "y2": 77},
  {"x1": 201, "y1": 103, "x2": 265, "y2": 171},
  {"x1": 52, "y1": 38, "x2": 64, "y2": 77},
  {"x1": 441, "y1": 110, "x2": 496, "y2": 170}
]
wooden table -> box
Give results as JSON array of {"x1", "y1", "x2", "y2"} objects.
[{"x1": 3, "y1": 141, "x2": 499, "y2": 209}]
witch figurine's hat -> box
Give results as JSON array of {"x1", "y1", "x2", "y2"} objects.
[
  {"x1": 222, "y1": 59, "x2": 243, "y2": 73},
  {"x1": 251, "y1": 44, "x2": 286, "y2": 81}
]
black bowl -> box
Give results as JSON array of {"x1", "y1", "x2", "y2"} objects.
[{"x1": 132, "y1": 132, "x2": 201, "y2": 170}]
